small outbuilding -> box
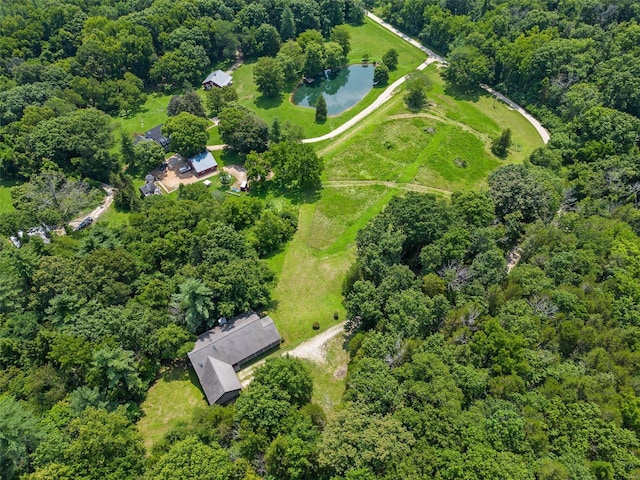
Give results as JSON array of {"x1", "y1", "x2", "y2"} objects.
[
  {"x1": 189, "y1": 151, "x2": 218, "y2": 177},
  {"x1": 140, "y1": 175, "x2": 161, "y2": 197},
  {"x1": 202, "y1": 70, "x2": 233, "y2": 90},
  {"x1": 188, "y1": 311, "x2": 282, "y2": 405}
]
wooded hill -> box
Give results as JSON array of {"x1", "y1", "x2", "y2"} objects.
[{"x1": 1, "y1": 0, "x2": 640, "y2": 479}]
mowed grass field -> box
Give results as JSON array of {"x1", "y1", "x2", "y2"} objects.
[
  {"x1": 319, "y1": 63, "x2": 544, "y2": 192},
  {"x1": 137, "y1": 365, "x2": 206, "y2": 452}
]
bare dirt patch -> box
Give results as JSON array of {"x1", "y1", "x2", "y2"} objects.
[
  {"x1": 222, "y1": 164, "x2": 247, "y2": 190},
  {"x1": 333, "y1": 366, "x2": 347, "y2": 379},
  {"x1": 287, "y1": 322, "x2": 346, "y2": 364}
]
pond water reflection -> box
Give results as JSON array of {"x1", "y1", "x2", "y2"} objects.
[{"x1": 292, "y1": 64, "x2": 375, "y2": 115}]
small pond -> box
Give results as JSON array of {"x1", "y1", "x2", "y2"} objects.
[{"x1": 292, "y1": 64, "x2": 375, "y2": 116}]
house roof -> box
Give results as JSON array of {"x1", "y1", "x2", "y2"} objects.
[
  {"x1": 202, "y1": 70, "x2": 232, "y2": 87},
  {"x1": 188, "y1": 312, "x2": 282, "y2": 404},
  {"x1": 189, "y1": 151, "x2": 218, "y2": 175},
  {"x1": 140, "y1": 182, "x2": 158, "y2": 196},
  {"x1": 134, "y1": 124, "x2": 170, "y2": 148},
  {"x1": 200, "y1": 357, "x2": 242, "y2": 404}
]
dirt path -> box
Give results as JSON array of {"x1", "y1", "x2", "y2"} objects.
[
  {"x1": 287, "y1": 322, "x2": 346, "y2": 364},
  {"x1": 68, "y1": 185, "x2": 114, "y2": 229},
  {"x1": 506, "y1": 246, "x2": 523, "y2": 273},
  {"x1": 222, "y1": 164, "x2": 247, "y2": 189},
  {"x1": 324, "y1": 180, "x2": 451, "y2": 196},
  {"x1": 238, "y1": 322, "x2": 346, "y2": 387}
]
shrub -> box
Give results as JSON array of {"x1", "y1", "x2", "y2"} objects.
[
  {"x1": 312, "y1": 321, "x2": 320, "y2": 330},
  {"x1": 333, "y1": 311, "x2": 339, "y2": 320}
]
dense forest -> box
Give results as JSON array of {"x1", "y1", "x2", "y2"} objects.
[{"x1": 2, "y1": 0, "x2": 640, "y2": 478}]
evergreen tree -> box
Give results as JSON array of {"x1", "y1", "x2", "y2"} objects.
[
  {"x1": 280, "y1": 6, "x2": 296, "y2": 41},
  {"x1": 270, "y1": 118, "x2": 282, "y2": 143},
  {"x1": 315, "y1": 94, "x2": 327, "y2": 123},
  {"x1": 492, "y1": 128, "x2": 512, "y2": 157},
  {"x1": 120, "y1": 132, "x2": 135, "y2": 168}
]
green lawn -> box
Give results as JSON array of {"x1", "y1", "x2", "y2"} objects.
[
  {"x1": 112, "y1": 92, "x2": 173, "y2": 139},
  {"x1": 97, "y1": 206, "x2": 130, "y2": 226},
  {"x1": 0, "y1": 179, "x2": 19, "y2": 214},
  {"x1": 345, "y1": 18, "x2": 426, "y2": 78},
  {"x1": 137, "y1": 364, "x2": 206, "y2": 452},
  {"x1": 308, "y1": 184, "x2": 392, "y2": 250}
]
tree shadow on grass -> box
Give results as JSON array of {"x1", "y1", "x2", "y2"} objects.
[
  {"x1": 443, "y1": 82, "x2": 482, "y2": 102},
  {"x1": 248, "y1": 182, "x2": 321, "y2": 205},
  {"x1": 255, "y1": 93, "x2": 284, "y2": 109},
  {"x1": 218, "y1": 149, "x2": 245, "y2": 166}
]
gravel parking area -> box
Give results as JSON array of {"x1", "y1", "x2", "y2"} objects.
[{"x1": 153, "y1": 154, "x2": 219, "y2": 193}]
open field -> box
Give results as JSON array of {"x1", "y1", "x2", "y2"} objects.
[
  {"x1": 308, "y1": 184, "x2": 392, "y2": 250},
  {"x1": 318, "y1": 64, "x2": 544, "y2": 192},
  {"x1": 267, "y1": 204, "x2": 352, "y2": 347},
  {"x1": 345, "y1": 18, "x2": 427, "y2": 78},
  {"x1": 112, "y1": 92, "x2": 173, "y2": 139}
]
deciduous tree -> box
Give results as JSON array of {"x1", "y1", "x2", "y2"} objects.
[
  {"x1": 218, "y1": 105, "x2": 269, "y2": 154},
  {"x1": 373, "y1": 63, "x2": 389, "y2": 85},
  {"x1": 253, "y1": 57, "x2": 285, "y2": 97},
  {"x1": 382, "y1": 48, "x2": 399, "y2": 70},
  {"x1": 205, "y1": 86, "x2": 238, "y2": 117},
  {"x1": 162, "y1": 112, "x2": 209, "y2": 158}
]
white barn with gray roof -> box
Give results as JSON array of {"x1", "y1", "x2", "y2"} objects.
[{"x1": 188, "y1": 311, "x2": 281, "y2": 404}]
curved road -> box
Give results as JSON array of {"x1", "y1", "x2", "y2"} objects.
[{"x1": 365, "y1": 11, "x2": 550, "y2": 144}]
